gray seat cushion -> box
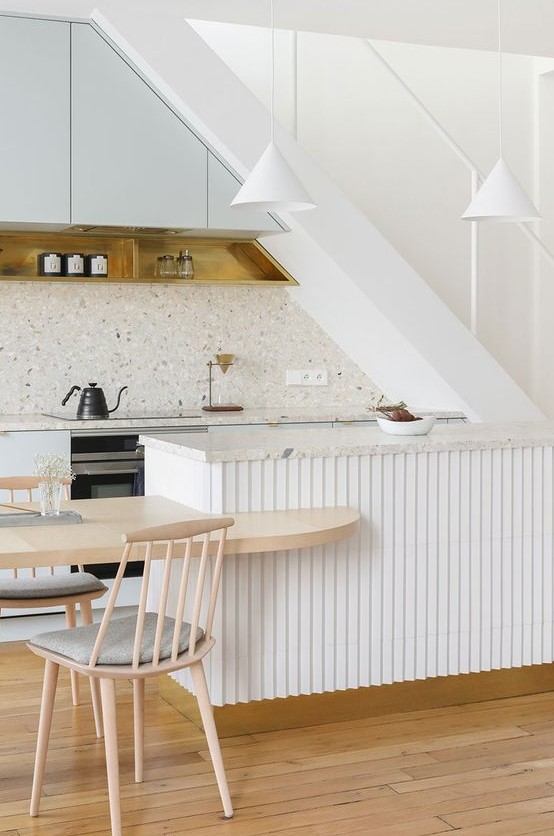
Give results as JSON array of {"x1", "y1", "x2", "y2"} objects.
[
  {"x1": 29, "y1": 613, "x2": 204, "y2": 666},
  {"x1": 0, "y1": 572, "x2": 107, "y2": 600}
]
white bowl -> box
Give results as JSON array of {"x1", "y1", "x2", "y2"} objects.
[{"x1": 376, "y1": 415, "x2": 436, "y2": 436}]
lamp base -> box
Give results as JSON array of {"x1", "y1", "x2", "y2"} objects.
[{"x1": 202, "y1": 404, "x2": 244, "y2": 413}]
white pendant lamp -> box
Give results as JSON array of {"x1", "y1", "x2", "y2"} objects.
[
  {"x1": 231, "y1": 0, "x2": 315, "y2": 213},
  {"x1": 462, "y1": 0, "x2": 539, "y2": 222},
  {"x1": 462, "y1": 158, "x2": 539, "y2": 222}
]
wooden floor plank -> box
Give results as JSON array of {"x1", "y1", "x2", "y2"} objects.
[
  {"x1": 3, "y1": 641, "x2": 554, "y2": 835},
  {"x1": 436, "y1": 811, "x2": 554, "y2": 835},
  {"x1": 274, "y1": 816, "x2": 454, "y2": 836},
  {"x1": 441, "y1": 795, "x2": 554, "y2": 828},
  {"x1": 389, "y1": 757, "x2": 554, "y2": 794}
]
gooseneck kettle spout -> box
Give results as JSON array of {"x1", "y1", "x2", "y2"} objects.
[
  {"x1": 109, "y1": 386, "x2": 128, "y2": 414},
  {"x1": 61, "y1": 383, "x2": 128, "y2": 419}
]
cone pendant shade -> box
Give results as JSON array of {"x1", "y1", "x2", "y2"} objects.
[
  {"x1": 462, "y1": 159, "x2": 540, "y2": 222},
  {"x1": 231, "y1": 142, "x2": 316, "y2": 212}
]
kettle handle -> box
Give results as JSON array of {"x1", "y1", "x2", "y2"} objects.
[
  {"x1": 108, "y1": 385, "x2": 129, "y2": 414},
  {"x1": 62, "y1": 385, "x2": 81, "y2": 406}
]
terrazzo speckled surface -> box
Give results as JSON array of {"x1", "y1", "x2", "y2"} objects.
[
  {"x1": 0, "y1": 407, "x2": 463, "y2": 432},
  {"x1": 0, "y1": 282, "x2": 383, "y2": 415},
  {"x1": 141, "y1": 420, "x2": 554, "y2": 462}
]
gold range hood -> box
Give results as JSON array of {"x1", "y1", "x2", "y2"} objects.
[{"x1": 62, "y1": 224, "x2": 286, "y2": 240}]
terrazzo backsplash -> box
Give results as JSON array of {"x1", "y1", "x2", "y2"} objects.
[{"x1": 0, "y1": 282, "x2": 383, "y2": 414}]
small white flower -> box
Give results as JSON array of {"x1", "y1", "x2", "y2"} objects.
[{"x1": 34, "y1": 453, "x2": 74, "y2": 483}]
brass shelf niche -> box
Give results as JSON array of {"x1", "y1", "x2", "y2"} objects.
[{"x1": 0, "y1": 232, "x2": 297, "y2": 286}]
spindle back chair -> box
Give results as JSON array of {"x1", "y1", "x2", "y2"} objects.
[{"x1": 28, "y1": 514, "x2": 235, "y2": 836}]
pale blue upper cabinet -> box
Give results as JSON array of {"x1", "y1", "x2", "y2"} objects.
[
  {"x1": 0, "y1": 18, "x2": 284, "y2": 233},
  {"x1": 208, "y1": 153, "x2": 285, "y2": 233},
  {"x1": 70, "y1": 24, "x2": 208, "y2": 228},
  {"x1": 0, "y1": 16, "x2": 70, "y2": 224}
]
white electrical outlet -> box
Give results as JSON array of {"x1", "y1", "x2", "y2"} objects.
[{"x1": 286, "y1": 369, "x2": 328, "y2": 386}]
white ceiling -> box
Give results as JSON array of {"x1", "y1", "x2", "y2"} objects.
[
  {"x1": 1, "y1": 0, "x2": 553, "y2": 58},
  {"x1": 180, "y1": 0, "x2": 554, "y2": 58}
]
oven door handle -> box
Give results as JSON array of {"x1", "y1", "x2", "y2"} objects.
[
  {"x1": 86, "y1": 468, "x2": 139, "y2": 476},
  {"x1": 73, "y1": 466, "x2": 141, "y2": 476}
]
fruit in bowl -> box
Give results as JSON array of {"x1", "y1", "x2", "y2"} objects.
[
  {"x1": 376, "y1": 415, "x2": 435, "y2": 436},
  {"x1": 371, "y1": 400, "x2": 436, "y2": 436}
]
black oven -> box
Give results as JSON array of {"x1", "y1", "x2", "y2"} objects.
[
  {"x1": 70, "y1": 433, "x2": 143, "y2": 500},
  {"x1": 71, "y1": 432, "x2": 144, "y2": 579}
]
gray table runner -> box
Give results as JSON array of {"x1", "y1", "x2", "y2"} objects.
[{"x1": 0, "y1": 511, "x2": 83, "y2": 528}]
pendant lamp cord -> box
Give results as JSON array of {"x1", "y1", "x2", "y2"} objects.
[
  {"x1": 498, "y1": 0, "x2": 503, "y2": 158},
  {"x1": 270, "y1": 0, "x2": 275, "y2": 144}
]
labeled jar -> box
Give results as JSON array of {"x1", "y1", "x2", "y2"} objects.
[
  {"x1": 84, "y1": 253, "x2": 108, "y2": 277},
  {"x1": 63, "y1": 253, "x2": 85, "y2": 277},
  {"x1": 37, "y1": 252, "x2": 62, "y2": 277}
]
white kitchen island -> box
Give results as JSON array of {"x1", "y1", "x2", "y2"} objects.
[{"x1": 142, "y1": 421, "x2": 554, "y2": 706}]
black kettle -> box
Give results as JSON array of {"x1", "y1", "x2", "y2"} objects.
[{"x1": 62, "y1": 383, "x2": 128, "y2": 419}]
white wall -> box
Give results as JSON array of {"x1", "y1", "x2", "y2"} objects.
[
  {"x1": 192, "y1": 20, "x2": 554, "y2": 416},
  {"x1": 355, "y1": 41, "x2": 538, "y2": 401},
  {"x1": 536, "y1": 71, "x2": 554, "y2": 416}
]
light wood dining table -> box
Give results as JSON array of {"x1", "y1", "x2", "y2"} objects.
[{"x1": 0, "y1": 495, "x2": 360, "y2": 569}]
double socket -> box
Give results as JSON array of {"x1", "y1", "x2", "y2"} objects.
[{"x1": 286, "y1": 369, "x2": 328, "y2": 386}]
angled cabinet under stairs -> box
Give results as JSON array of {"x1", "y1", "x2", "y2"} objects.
[
  {"x1": 0, "y1": 16, "x2": 283, "y2": 236},
  {"x1": 71, "y1": 23, "x2": 208, "y2": 229}
]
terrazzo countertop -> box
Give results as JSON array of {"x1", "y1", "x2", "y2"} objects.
[
  {"x1": 0, "y1": 407, "x2": 464, "y2": 433},
  {"x1": 140, "y1": 420, "x2": 554, "y2": 463}
]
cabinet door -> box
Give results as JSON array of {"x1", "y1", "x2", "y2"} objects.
[
  {"x1": 71, "y1": 24, "x2": 207, "y2": 228},
  {"x1": 0, "y1": 16, "x2": 70, "y2": 224},
  {"x1": 0, "y1": 431, "x2": 70, "y2": 477},
  {"x1": 208, "y1": 154, "x2": 285, "y2": 233}
]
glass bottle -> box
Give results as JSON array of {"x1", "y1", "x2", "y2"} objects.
[
  {"x1": 159, "y1": 254, "x2": 177, "y2": 279},
  {"x1": 177, "y1": 249, "x2": 194, "y2": 279}
]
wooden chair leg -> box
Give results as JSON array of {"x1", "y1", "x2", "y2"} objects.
[
  {"x1": 30, "y1": 659, "x2": 59, "y2": 817},
  {"x1": 190, "y1": 662, "x2": 233, "y2": 819},
  {"x1": 79, "y1": 599, "x2": 93, "y2": 626},
  {"x1": 78, "y1": 600, "x2": 103, "y2": 738},
  {"x1": 90, "y1": 677, "x2": 103, "y2": 739},
  {"x1": 100, "y1": 677, "x2": 122, "y2": 836},
  {"x1": 133, "y1": 679, "x2": 145, "y2": 783},
  {"x1": 64, "y1": 603, "x2": 79, "y2": 706}
]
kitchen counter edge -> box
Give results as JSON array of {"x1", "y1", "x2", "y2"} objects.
[{"x1": 139, "y1": 420, "x2": 554, "y2": 463}]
